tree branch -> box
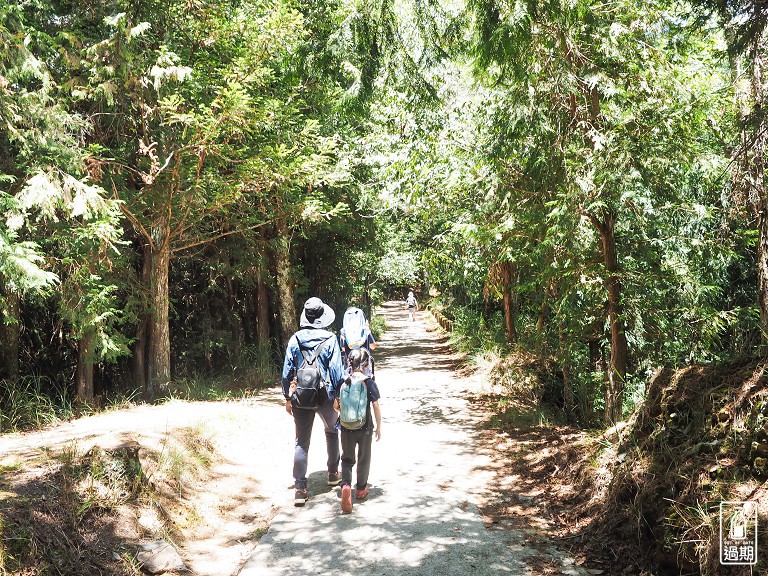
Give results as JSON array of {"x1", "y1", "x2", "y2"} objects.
[{"x1": 171, "y1": 221, "x2": 270, "y2": 255}]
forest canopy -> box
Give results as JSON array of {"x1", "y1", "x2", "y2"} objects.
[{"x1": 0, "y1": 0, "x2": 765, "y2": 428}]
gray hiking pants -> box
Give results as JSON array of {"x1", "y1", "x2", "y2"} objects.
[
  {"x1": 340, "y1": 428, "x2": 373, "y2": 490},
  {"x1": 293, "y1": 398, "x2": 340, "y2": 490}
]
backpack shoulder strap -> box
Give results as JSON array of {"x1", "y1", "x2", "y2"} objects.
[
  {"x1": 350, "y1": 373, "x2": 369, "y2": 388},
  {"x1": 299, "y1": 335, "x2": 334, "y2": 365}
]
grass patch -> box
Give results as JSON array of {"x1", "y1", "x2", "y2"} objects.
[
  {"x1": 489, "y1": 404, "x2": 557, "y2": 429},
  {"x1": 369, "y1": 313, "x2": 387, "y2": 340},
  {"x1": 162, "y1": 343, "x2": 279, "y2": 403},
  {"x1": 0, "y1": 421, "x2": 222, "y2": 575},
  {"x1": 0, "y1": 375, "x2": 74, "y2": 432}
]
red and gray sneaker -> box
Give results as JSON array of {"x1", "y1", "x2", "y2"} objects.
[
  {"x1": 341, "y1": 484, "x2": 353, "y2": 513},
  {"x1": 327, "y1": 471, "x2": 342, "y2": 486},
  {"x1": 356, "y1": 486, "x2": 369, "y2": 500},
  {"x1": 294, "y1": 488, "x2": 308, "y2": 507}
]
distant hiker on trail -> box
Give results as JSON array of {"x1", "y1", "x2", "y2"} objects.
[
  {"x1": 333, "y1": 347, "x2": 381, "y2": 514},
  {"x1": 339, "y1": 306, "x2": 377, "y2": 377},
  {"x1": 405, "y1": 290, "x2": 418, "y2": 322},
  {"x1": 281, "y1": 297, "x2": 346, "y2": 506}
]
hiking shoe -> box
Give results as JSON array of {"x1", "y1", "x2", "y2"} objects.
[
  {"x1": 327, "y1": 471, "x2": 342, "y2": 486},
  {"x1": 294, "y1": 488, "x2": 308, "y2": 507},
  {"x1": 341, "y1": 484, "x2": 353, "y2": 513},
  {"x1": 356, "y1": 486, "x2": 369, "y2": 500}
]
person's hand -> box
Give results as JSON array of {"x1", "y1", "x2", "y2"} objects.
[
  {"x1": 285, "y1": 380, "x2": 297, "y2": 415},
  {"x1": 375, "y1": 427, "x2": 381, "y2": 441},
  {"x1": 333, "y1": 398, "x2": 340, "y2": 412}
]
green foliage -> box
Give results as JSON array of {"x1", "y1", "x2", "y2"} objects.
[
  {"x1": 447, "y1": 306, "x2": 508, "y2": 354},
  {"x1": 357, "y1": 0, "x2": 753, "y2": 423},
  {"x1": 0, "y1": 0, "x2": 763, "y2": 435},
  {"x1": 369, "y1": 312, "x2": 387, "y2": 339},
  {"x1": 377, "y1": 232, "x2": 421, "y2": 289},
  {"x1": 0, "y1": 375, "x2": 73, "y2": 432}
]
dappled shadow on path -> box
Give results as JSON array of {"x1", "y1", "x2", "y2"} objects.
[
  {"x1": 0, "y1": 400, "x2": 292, "y2": 576},
  {"x1": 373, "y1": 302, "x2": 470, "y2": 428},
  {"x1": 373, "y1": 302, "x2": 464, "y2": 374},
  {"x1": 238, "y1": 301, "x2": 590, "y2": 576},
  {"x1": 239, "y1": 490, "x2": 530, "y2": 576}
]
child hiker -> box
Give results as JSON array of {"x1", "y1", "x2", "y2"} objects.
[{"x1": 333, "y1": 347, "x2": 381, "y2": 513}]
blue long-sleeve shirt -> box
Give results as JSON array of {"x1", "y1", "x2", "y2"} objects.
[{"x1": 281, "y1": 328, "x2": 346, "y2": 400}]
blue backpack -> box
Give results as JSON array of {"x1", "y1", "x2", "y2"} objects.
[{"x1": 339, "y1": 374, "x2": 368, "y2": 430}]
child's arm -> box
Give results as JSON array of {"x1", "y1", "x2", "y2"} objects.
[{"x1": 372, "y1": 400, "x2": 381, "y2": 441}]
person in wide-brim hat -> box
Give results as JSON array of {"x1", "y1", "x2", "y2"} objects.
[
  {"x1": 300, "y1": 296, "x2": 336, "y2": 328},
  {"x1": 282, "y1": 295, "x2": 345, "y2": 507}
]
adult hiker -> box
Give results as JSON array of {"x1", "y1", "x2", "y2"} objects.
[
  {"x1": 339, "y1": 306, "x2": 377, "y2": 377},
  {"x1": 405, "y1": 290, "x2": 418, "y2": 322},
  {"x1": 281, "y1": 297, "x2": 346, "y2": 506}
]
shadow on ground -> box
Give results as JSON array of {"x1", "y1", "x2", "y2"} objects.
[{"x1": 238, "y1": 301, "x2": 590, "y2": 576}]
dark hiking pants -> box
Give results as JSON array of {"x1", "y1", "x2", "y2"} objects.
[
  {"x1": 293, "y1": 398, "x2": 339, "y2": 490},
  {"x1": 340, "y1": 428, "x2": 373, "y2": 490}
]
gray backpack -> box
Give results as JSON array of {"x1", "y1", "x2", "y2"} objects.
[{"x1": 291, "y1": 337, "x2": 333, "y2": 408}]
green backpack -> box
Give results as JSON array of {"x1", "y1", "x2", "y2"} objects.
[{"x1": 339, "y1": 374, "x2": 369, "y2": 430}]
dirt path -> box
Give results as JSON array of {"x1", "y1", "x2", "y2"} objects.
[
  {"x1": 237, "y1": 302, "x2": 591, "y2": 576},
  {"x1": 0, "y1": 301, "x2": 592, "y2": 575}
]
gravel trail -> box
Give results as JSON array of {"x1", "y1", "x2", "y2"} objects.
[
  {"x1": 237, "y1": 301, "x2": 591, "y2": 576},
  {"x1": 0, "y1": 301, "x2": 592, "y2": 576}
]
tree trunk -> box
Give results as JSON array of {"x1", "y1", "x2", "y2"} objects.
[
  {"x1": 256, "y1": 235, "x2": 271, "y2": 347},
  {"x1": 591, "y1": 212, "x2": 628, "y2": 424},
  {"x1": 482, "y1": 288, "x2": 493, "y2": 322},
  {"x1": 746, "y1": 52, "x2": 768, "y2": 346},
  {"x1": 0, "y1": 287, "x2": 20, "y2": 382},
  {"x1": 549, "y1": 277, "x2": 574, "y2": 420},
  {"x1": 758, "y1": 209, "x2": 768, "y2": 344},
  {"x1": 132, "y1": 243, "x2": 152, "y2": 394},
  {"x1": 587, "y1": 338, "x2": 605, "y2": 424},
  {"x1": 75, "y1": 330, "x2": 95, "y2": 403},
  {"x1": 147, "y1": 223, "x2": 172, "y2": 397},
  {"x1": 588, "y1": 339, "x2": 605, "y2": 376},
  {"x1": 501, "y1": 262, "x2": 518, "y2": 344},
  {"x1": 225, "y1": 274, "x2": 241, "y2": 367},
  {"x1": 502, "y1": 287, "x2": 517, "y2": 343},
  {"x1": 560, "y1": 321, "x2": 575, "y2": 422},
  {"x1": 256, "y1": 277, "x2": 270, "y2": 347},
  {"x1": 363, "y1": 273, "x2": 373, "y2": 318},
  {"x1": 274, "y1": 221, "x2": 297, "y2": 348}
]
